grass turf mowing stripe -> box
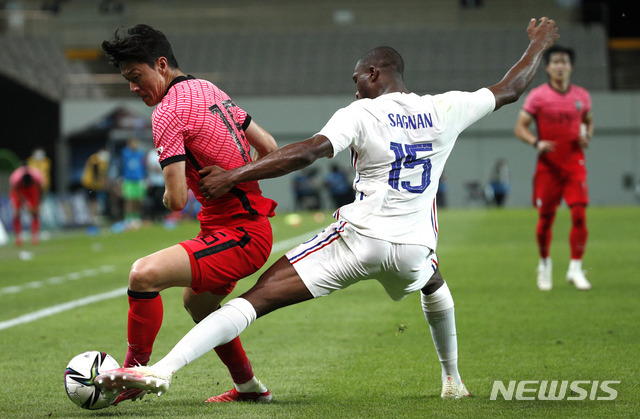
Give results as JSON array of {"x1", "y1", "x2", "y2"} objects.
[
  {"x1": 0, "y1": 230, "x2": 319, "y2": 331},
  {"x1": 0, "y1": 287, "x2": 128, "y2": 331}
]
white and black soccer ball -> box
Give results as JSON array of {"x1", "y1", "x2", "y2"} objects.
[{"x1": 64, "y1": 351, "x2": 120, "y2": 410}]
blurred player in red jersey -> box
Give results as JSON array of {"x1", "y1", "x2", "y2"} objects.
[
  {"x1": 9, "y1": 165, "x2": 44, "y2": 246},
  {"x1": 101, "y1": 24, "x2": 278, "y2": 404},
  {"x1": 515, "y1": 44, "x2": 593, "y2": 291}
]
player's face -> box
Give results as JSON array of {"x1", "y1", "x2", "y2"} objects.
[
  {"x1": 545, "y1": 52, "x2": 573, "y2": 83},
  {"x1": 120, "y1": 59, "x2": 167, "y2": 106},
  {"x1": 353, "y1": 61, "x2": 373, "y2": 100}
]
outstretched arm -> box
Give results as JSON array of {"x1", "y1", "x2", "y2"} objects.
[
  {"x1": 198, "y1": 134, "x2": 334, "y2": 201},
  {"x1": 488, "y1": 17, "x2": 559, "y2": 111}
]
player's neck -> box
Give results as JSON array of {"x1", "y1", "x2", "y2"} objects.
[{"x1": 549, "y1": 78, "x2": 570, "y2": 93}]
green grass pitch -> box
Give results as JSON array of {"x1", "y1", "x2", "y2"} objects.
[{"x1": 0, "y1": 206, "x2": 638, "y2": 418}]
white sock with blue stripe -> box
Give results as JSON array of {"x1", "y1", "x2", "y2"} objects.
[{"x1": 421, "y1": 283, "x2": 462, "y2": 386}]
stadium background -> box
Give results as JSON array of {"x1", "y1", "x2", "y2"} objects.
[{"x1": 0, "y1": 0, "x2": 638, "y2": 231}]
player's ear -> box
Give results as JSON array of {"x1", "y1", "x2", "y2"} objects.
[
  {"x1": 156, "y1": 57, "x2": 169, "y2": 73},
  {"x1": 369, "y1": 66, "x2": 379, "y2": 82}
]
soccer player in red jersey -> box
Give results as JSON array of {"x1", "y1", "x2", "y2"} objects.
[
  {"x1": 515, "y1": 44, "x2": 593, "y2": 291},
  {"x1": 101, "y1": 24, "x2": 278, "y2": 404},
  {"x1": 9, "y1": 165, "x2": 44, "y2": 246}
]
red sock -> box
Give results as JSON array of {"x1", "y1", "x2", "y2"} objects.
[
  {"x1": 536, "y1": 213, "x2": 555, "y2": 259},
  {"x1": 13, "y1": 215, "x2": 21, "y2": 238},
  {"x1": 31, "y1": 216, "x2": 39, "y2": 244},
  {"x1": 124, "y1": 290, "x2": 163, "y2": 367},
  {"x1": 214, "y1": 336, "x2": 255, "y2": 385},
  {"x1": 569, "y1": 205, "x2": 588, "y2": 259}
]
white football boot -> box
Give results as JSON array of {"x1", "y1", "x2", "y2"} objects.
[
  {"x1": 566, "y1": 261, "x2": 591, "y2": 290},
  {"x1": 96, "y1": 366, "x2": 172, "y2": 397},
  {"x1": 536, "y1": 258, "x2": 552, "y2": 291},
  {"x1": 441, "y1": 375, "x2": 471, "y2": 399}
]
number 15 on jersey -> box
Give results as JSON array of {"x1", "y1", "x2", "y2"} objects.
[{"x1": 389, "y1": 142, "x2": 432, "y2": 193}]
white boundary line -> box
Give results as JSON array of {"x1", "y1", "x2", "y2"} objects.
[
  {"x1": 0, "y1": 230, "x2": 320, "y2": 332},
  {"x1": 0, "y1": 265, "x2": 116, "y2": 296},
  {"x1": 0, "y1": 288, "x2": 128, "y2": 331}
]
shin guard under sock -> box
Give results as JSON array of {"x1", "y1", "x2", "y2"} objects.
[
  {"x1": 536, "y1": 213, "x2": 555, "y2": 259},
  {"x1": 125, "y1": 290, "x2": 163, "y2": 367},
  {"x1": 569, "y1": 205, "x2": 588, "y2": 259}
]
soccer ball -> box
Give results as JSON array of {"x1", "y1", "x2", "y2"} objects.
[{"x1": 64, "y1": 351, "x2": 120, "y2": 410}]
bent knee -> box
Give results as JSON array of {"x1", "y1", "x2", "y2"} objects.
[
  {"x1": 570, "y1": 204, "x2": 587, "y2": 226},
  {"x1": 128, "y1": 258, "x2": 160, "y2": 292},
  {"x1": 421, "y1": 267, "x2": 444, "y2": 295}
]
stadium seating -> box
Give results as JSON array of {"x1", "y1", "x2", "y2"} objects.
[{"x1": 0, "y1": 24, "x2": 608, "y2": 100}]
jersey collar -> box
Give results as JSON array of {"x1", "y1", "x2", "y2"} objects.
[
  {"x1": 547, "y1": 81, "x2": 571, "y2": 95},
  {"x1": 166, "y1": 74, "x2": 195, "y2": 95}
]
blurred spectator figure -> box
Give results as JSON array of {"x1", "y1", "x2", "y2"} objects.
[
  {"x1": 27, "y1": 147, "x2": 51, "y2": 193},
  {"x1": 9, "y1": 165, "x2": 44, "y2": 245},
  {"x1": 121, "y1": 138, "x2": 146, "y2": 226},
  {"x1": 81, "y1": 148, "x2": 111, "y2": 224},
  {"x1": 324, "y1": 164, "x2": 352, "y2": 209},
  {"x1": 145, "y1": 148, "x2": 168, "y2": 222},
  {"x1": 488, "y1": 158, "x2": 510, "y2": 207},
  {"x1": 292, "y1": 168, "x2": 321, "y2": 210}
]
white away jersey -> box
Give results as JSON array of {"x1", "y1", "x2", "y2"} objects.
[{"x1": 318, "y1": 88, "x2": 495, "y2": 249}]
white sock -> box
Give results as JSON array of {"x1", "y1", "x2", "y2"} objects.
[
  {"x1": 235, "y1": 377, "x2": 267, "y2": 393},
  {"x1": 569, "y1": 259, "x2": 582, "y2": 272},
  {"x1": 421, "y1": 283, "x2": 461, "y2": 386},
  {"x1": 154, "y1": 298, "x2": 257, "y2": 374},
  {"x1": 539, "y1": 257, "x2": 551, "y2": 267}
]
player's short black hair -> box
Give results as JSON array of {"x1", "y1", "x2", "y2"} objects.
[
  {"x1": 102, "y1": 24, "x2": 180, "y2": 69},
  {"x1": 21, "y1": 172, "x2": 33, "y2": 186},
  {"x1": 359, "y1": 46, "x2": 405, "y2": 77},
  {"x1": 544, "y1": 44, "x2": 575, "y2": 65}
]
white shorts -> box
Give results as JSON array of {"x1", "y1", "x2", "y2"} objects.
[{"x1": 285, "y1": 221, "x2": 438, "y2": 301}]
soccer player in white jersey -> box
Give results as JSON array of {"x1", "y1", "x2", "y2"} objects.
[{"x1": 97, "y1": 17, "x2": 560, "y2": 400}]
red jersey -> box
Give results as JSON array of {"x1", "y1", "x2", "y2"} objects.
[
  {"x1": 10, "y1": 166, "x2": 44, "y2": 189},
  {"x1": 9, "y1": 166, "x2": 44, "y2": 210},
  {"x1": 152, "y1": 76, "x2": 277, "y2": 232},
  {"x1": 523, "y1": 83, "x2": 591, "y2": 172}
]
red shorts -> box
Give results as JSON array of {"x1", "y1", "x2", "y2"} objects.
[
  {"x1": 179, "y1": 216, "x2": 273, "y2": 295},
  {"x1": 533, "y1": 165, "x2": 588, "y2": 214},
  {"x1": 10, "y1": 186, "x2": 41, "y2": 211}
]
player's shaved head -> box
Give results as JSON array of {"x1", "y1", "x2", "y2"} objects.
[{"x1": 357, "y1": 46, "x2": 405, "y2": 78}]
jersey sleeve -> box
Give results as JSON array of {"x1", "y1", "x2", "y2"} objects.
[
  {"x1": 316, "y1": 104, "x2": 365, "y2": 156},
  {"x1": 434, "y1": 88, "x2": 496, "y2": 133},
  {"x1": 152, "y1": 106, "x2": 187, "y2": 168},
  {"x1": 522, "y1": 88, "x2": 540, "y2": 116},
  {"x1": 242, "y1": 114, "x2": 252, "y2": 130},
  {"x1": 582, "y1": 88, "x2": 592, "y2": 113}
]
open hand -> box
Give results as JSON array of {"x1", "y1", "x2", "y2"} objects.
[{"x1": 527, "y1": 17, "x2": 560, "y2": 50}]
